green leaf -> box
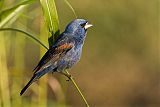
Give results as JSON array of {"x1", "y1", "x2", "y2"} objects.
[
  {"x1": 0, "y1": 0, "x2": 36, "y2": 28},
  {"x1": 40, "y1": 0, "x2": 60, "y2": 47}
]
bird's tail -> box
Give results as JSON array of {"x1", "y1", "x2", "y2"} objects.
[
  {"x1": 20, "y1": 66, "x2": 55, "y2": 96},
  {"x1": 20, "y1": 75, "x2": 36, "y2": 96}
]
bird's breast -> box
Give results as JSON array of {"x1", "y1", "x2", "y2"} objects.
[
  {"x1": 65, "y1": 46, "x2": 82, "y2": 65},
  {"x1": 57, "y1": 45, "x2": 82, "y2": 71}
]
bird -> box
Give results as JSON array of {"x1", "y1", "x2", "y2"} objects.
[{"x1": 20, "y1": 19, "x2": 93, "y2": 96}]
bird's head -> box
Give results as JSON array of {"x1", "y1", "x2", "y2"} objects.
[{"x1": 64, "y1": 19, "x2": 93, "y2": 39}]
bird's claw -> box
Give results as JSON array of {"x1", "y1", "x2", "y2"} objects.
[
  {"x1": 66, "y1": 74, "x2": 72, "y2": 80},
  {"x1": 58, "y1": 72, "x2": 73, "y2": 81},
  {"x1": 66, "y1": 75, "x2": 74, "y2": 81},
  {"x1": 66, "y1": 79, "x2": 70, "y2": 81}
]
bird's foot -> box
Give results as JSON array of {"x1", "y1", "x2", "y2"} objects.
[
  {"x1": 51, "y1": 72, "x2": 54, "y2": 75},
  {"x1": 59, "y1": 72, "x2": 73, "y2": 81},
  {"x1": 66, "y1": 74, "x2": 72, "y2": 81}
]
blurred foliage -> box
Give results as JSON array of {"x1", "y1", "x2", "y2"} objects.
[
  {"x1": 0, "y1": 0, "x2": 36, "y2": 28},
  {"x1": 0, "y1": 0, "x2": 159, "y2": 107}
]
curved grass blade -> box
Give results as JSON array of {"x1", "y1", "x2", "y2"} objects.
[
  {"x1": 40, "y1": 0, "x2": 60, "y2": 47},
  {"x1": 0, "y1": 28, "x2": 48, "y2": 50},
  {"x1": 63, "y1": 0, "x2": 77, "y2": 18},
  {"x1": 0, "y1": 0, "x2": 36, "y2": 28}
]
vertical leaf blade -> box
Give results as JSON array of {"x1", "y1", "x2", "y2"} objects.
[{"x1": 40, "y1": 0, "x2": 60, "y2": 47}]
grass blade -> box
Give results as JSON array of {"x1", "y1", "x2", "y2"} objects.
[
  {"x1": 63, "y1": 0, "x2": 77, "y2": 18},
  {"x1": 0, "y1": 28, "x2": 48, "y2": 50},
  {"x1": 40, "y1": 0, "x2": 60, "y2": 47},
  {"x1": 0, "y1": 0, "x2": 36, "y2": 28}
]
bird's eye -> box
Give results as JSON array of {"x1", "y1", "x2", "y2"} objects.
[{"x1": 80, "y1": 23, "x2": 86, "y2": 28}]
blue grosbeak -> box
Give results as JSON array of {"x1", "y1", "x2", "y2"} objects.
[{"x1": 20, "y1": 19, "x2": 92, "y2": 95}]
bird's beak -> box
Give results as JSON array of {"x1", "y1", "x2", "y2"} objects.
[{"x1": 84, "y1": 22, "x2": 93, "y2": 29}]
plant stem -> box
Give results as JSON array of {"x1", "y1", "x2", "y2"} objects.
[{"x1": 65, "y1": 70, "x2": 90, "y2": 107}]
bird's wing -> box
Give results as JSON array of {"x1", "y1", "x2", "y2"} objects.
[{"x1": 33, "y1": 37, "x2": 74, "y2": 73}]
